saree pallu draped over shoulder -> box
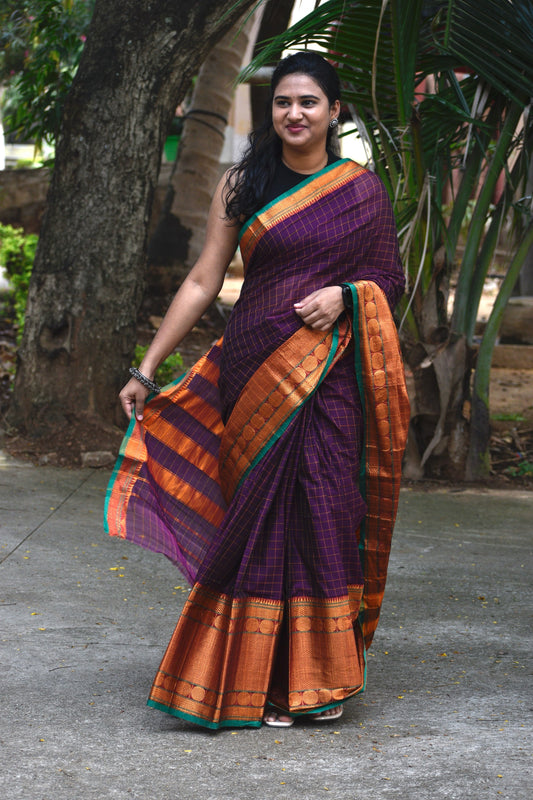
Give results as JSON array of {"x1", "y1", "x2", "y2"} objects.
[{"x1": 105, "y1": 159, "x2": 410, "y2": 729}]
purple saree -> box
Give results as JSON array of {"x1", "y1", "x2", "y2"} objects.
[{"x1": 105, "y1": 159, "x2": 410, "y2": 728}]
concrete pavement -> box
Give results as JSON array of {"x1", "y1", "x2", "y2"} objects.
[{"x1": 0, "y1": 448, "x2": 531, "y2": 800}]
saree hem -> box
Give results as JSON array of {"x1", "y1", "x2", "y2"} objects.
[
  {"x1": 146, "y1": 699, "x2": 262, "y2": 730},
  {"x1": 267, "y1": 696, "x2": 355, "y2": 717}
]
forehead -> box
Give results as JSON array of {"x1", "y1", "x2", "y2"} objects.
[{"x1": 273, "y1": 73, "x2": 326, "y2": 99}]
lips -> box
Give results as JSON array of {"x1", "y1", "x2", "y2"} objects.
[{"x1": 287, "y1": 125, "x2": 306, "y2": 132}]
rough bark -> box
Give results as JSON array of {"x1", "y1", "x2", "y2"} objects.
[
  {"x1": 403, "y1": 335, "x2": 473, "y2": 482},
  {"x1": 6, "y1": 0, "x2": 257, "y2": 438}
]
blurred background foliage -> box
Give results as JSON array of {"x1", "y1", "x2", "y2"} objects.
[{"x1": 0, "y1": 0, "x2": 95, "y2": 151}]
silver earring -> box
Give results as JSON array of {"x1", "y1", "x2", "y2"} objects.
[{"x1": 329, "y1": 118, "x2": 339, "y2": 129}]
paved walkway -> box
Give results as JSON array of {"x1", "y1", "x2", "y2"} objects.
[{"x1": 0, "y1": 449, "x2": 531, "y2": 799}]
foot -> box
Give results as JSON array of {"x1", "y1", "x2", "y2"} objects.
[
  {"x1": 263, "y1": 710, "x2": 294, "y2": 728},
  {"x1": 310, "y1": 705, "x2": 343, "y2": 722}
]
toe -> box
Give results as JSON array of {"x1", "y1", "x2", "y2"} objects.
[{"x1": 263, "y1": 710, "x2": 293, "y2": 725}]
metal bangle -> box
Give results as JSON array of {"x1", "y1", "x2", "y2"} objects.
[{"x1": 129, "y1": 366, "x2": 161, "y2": 395}]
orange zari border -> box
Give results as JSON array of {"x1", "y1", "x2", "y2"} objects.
[
  {"x1": 219, "y1": 317, "x2": 352, "y2": 504},
  {"x1": 239, "y1": 160, "x2": 367, "y2": 267},
  {"x1": 148, "y1": 585, "x2": 283, "y2": 727},
  {"x1": 354, "y1": 281, "x2": 410, "y2": 648},
  {"x1": 148, "y1": 583, "x2": 367, "y2": 727}
]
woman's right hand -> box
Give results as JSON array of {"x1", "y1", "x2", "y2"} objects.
[{"x1": 119, "y1": 377, "x2": 151, "y2": 421}]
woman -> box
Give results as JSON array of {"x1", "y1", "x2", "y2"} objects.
[{"x1": 106, "y1": 52, "x2": 410, "y2": 729}]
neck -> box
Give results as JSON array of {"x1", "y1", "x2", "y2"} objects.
[{"x1": 281, "y1": 146, "x2": 328, "y2": 175}]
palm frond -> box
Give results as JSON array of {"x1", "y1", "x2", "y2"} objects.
[{"x1": 430, "y1": 0, "x2": 533, "y2": 104}]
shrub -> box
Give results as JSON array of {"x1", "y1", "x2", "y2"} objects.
[
  {"x1": 0, "y1": 223, "x2": 38, "y2": 340},
  {"x1": 133, "y1": 344, "x2": 184, "y2": 389}
]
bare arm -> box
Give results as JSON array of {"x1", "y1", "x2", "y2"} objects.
[{"x1": 120, "y1": 173, "x2": 239, "y2": 420}]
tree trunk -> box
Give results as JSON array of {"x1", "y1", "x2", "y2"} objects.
[
  {"x1": 518, "y1": 157, "x2": 533, "y2": 295},
  {"x1": 0, "y1": 86, "x2": 5, "y2": 170},
  {"x1": 148, "y1": 11, "x2": 257, "y2": 289},
  {"x1": 250, "y1": 0, "x2": 296, "y2": 130},
  {"x1": 6, "y1": 0, "x2": 257, "y2": 440},
  {"x1": 402, "y1": 335, "x2": 473, "y2": 482}
]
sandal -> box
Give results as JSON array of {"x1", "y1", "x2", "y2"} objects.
[
  {"x1": 263, "y1": 711, "x2": 295, "y2": 728},
  {"x1": 309, "y1": 706, "x2": 343, "y2": 723}
]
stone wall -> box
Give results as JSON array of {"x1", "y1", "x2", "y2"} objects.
[
  {"x1": 0, "y1": 168, "x2": 51, "y2": 234},
  {"x1": 500, "y1": 297, "x2": 533, "y2": 345}
]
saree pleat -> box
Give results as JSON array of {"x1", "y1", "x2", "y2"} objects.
[{"x1": 105, "y1": 159, "x2": 410, "y2": 728}]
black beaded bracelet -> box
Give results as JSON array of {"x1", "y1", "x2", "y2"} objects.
[{"x1": 129, "y1": 366, "x2": 161, "y2": 394}]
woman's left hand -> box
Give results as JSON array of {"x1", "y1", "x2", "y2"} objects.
[{"x1": 294, "y1": 286, "x2": 345, "y2": 330}]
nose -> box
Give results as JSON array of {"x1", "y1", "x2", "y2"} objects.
[{"x1": 287, "y1": 102, "x2": 303, "y2": 120}]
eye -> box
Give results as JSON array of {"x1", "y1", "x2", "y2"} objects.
[
  {"x1": 302, "y1": 99, "x2": 317, "y2": 107},
  {"x1": 274, "y1": 99, "x2": 289, "y2": 107}
]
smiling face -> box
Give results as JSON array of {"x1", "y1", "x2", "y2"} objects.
[{"x1": 271, "y1": 73, "x2": 340, "y2": 157}]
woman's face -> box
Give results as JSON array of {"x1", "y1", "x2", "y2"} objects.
[{"x1": 272, "y1": 73, "x2": 340, "y2": 154}]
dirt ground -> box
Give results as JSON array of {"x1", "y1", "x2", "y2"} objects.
[
  {"x1": 482, "y1": 367, "x2": 533, "y2": 483},
  {"x1": 1, "y1": 298, "x2": 532, "y2": 487}
]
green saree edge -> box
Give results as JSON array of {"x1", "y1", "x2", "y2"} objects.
[
  {"x1": 239, "y1": 158, "x2": 353, "y2": 243},
  {"x1": 103, "y1": 412, "x2": 138, "y2": 534},
  {"x1": 234, "y1": 323, "x2": 341, "y2": 495},
  {"x1": 146, "y1": 699, "x2": 262, "y2": 730},
  {"x1": 349, "y1": 283, "x2": 367, "y2": 500}
]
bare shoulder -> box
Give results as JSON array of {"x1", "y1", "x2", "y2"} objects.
[
  {"x1": 209, "y1": 167, "x2": 239, "y2": 217},
  {"x1": 216, "y1": 165, "x2": 243, "y2": 206}
]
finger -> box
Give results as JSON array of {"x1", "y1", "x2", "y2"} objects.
[
  {"x1": 120, "y1": 397, "x2": 135, "y2": 419},
  {"x1": 120, "y1": 390, "x2": 143, "y2": 421},
  {"x1": 134, "y1": 396, "x2": 145, "y2": 421},
  {"x1": 119, "y1": 392, "x2": 133, "y2": 420},
  {"x1": 294, "y1": 305, "x2": 314, "y2": 323},
  {"x1": 303, "y1": 308, "x2": 327, "y2": 326},
  {"x1": 294, "y1": 290, "x2": 319, "y2": 310},
  {"x1": 310, "y1": 319, "x2": 332, "y2": 331}
]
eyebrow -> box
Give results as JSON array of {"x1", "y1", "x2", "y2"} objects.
[{"x1": 273, "y1": 93, "x2": 321, "y2": 101}]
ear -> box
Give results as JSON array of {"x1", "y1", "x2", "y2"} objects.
[{"x1": 330, "y1": 99, "x2": 341, "y2": 120}]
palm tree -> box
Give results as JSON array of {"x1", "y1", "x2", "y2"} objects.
[
  {"x1": 164, "y1": 14, "x2": 257, "y2": 272},
  {"x1": 244, "y1": 0, "x2": 533, "y2": 480}
]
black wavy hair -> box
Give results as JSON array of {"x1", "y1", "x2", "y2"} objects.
[{"x1": 224, "y1": 52, "x2": 341, "y2": 223}]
